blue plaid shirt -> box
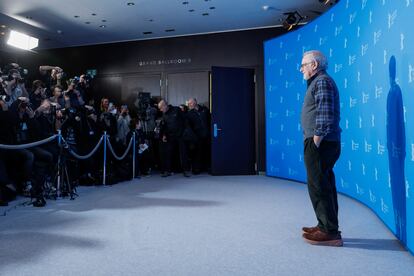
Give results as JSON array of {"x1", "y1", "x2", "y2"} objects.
[
  {"x1": 314, "y1": 78, "x2": 339, "y2": 137},
  {"x1": 301, "y1": 70, "x2": 341, "y2": 141}
]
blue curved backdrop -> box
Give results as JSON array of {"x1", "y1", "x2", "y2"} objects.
[{"x1": 265, "y1": 0, "x2": 414, "y2": 253}]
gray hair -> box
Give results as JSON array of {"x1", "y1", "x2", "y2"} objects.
[{"x1": 303, "y1": 50, "x2": 328, "y2": 70}]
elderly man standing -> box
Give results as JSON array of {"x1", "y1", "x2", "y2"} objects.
[
  {"x1": 187, "y1": 98, "x2": 210, "y2": 174},
  {"x1": 299, "y1": 50, "x2": 342, "y2": 246}
]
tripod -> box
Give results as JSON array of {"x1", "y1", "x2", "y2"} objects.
[{"x1": 51, "y1": 142, "x2": 78, "y2": 200}]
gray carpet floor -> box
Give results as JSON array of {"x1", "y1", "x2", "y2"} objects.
[{"x1": 1, "y1": 175, "x2": 413, "y2": 276}]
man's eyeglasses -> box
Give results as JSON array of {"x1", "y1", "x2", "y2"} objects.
[{"x1": 300, "y1": 61, "x2": 314, "y2": 69}]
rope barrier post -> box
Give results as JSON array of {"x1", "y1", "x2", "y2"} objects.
[
  {"x1": 57, "y1": 130, "x2": 62, "y2": 197},
  {"x1": 132, "y1": 132, "x2": 136, "y2": 179},
  {"x1": 57, "y1": 129, "x2": 62, "y2": 146},
  {"x1": 103, "y1": 132, "x2": 107, "y2": 186}
]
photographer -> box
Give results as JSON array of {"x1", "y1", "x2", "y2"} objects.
[
  {"x1": 49, "y1": 84, "x2": 66, "y2": 109},
  {"x1": 9, "y1": 97, "x2": 53, "y2": 207},
  {"x1": 39, "y1": 65, "x2": 64, "y2": 91},
  {"x1": 64, "y1": 79, "x2": 85, "y2": 109},
  {"x1": 98, "y1": 98, "x2": 117, "y2": 137},
  {"x1": 76, "y1": 74, "x2": 92, "y2": 105},
  {"x1": 34, "y1": 99, "x2": 60, "y2": 161},
  {"x1": 35, "y1": 100, "x2": 57, "y2": 137},
  {"x1": 78, "y1": 105, "x2": 100, "y2": 185},
  {"x1": 4, "y1": 69, "x2": 29, "y2": 106},
  {"x1": 117, "y1": 105, "x2": 131, "y2": 146},
  {"x1": 80, "y1": 105, "x2": 100, "y2": 145},
  {"x1": 98, "y1": 98, "x2": 121, "y2": 183},
  {"x1": 59, "y1": 105, "x2": 83, "y2": 186},
  {"x1": 30, "y1": 80, "x2": 47, "y2": 110}
]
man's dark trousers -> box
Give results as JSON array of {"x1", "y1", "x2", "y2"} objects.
[
  {"x1": 304, "y1": 138, "x2": 341, "y2": 234},
  {"x1": 160, "y1": 137, "x2": 190, "y2": 173}
]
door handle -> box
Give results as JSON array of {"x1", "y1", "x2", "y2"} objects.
[{"x1": 213, "y1": 123, "x2": 222, "y2": 138}]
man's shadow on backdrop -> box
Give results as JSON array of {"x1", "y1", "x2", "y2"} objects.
[{"x1": 387, "y1": 55, "x2": 407, "y2": 246}]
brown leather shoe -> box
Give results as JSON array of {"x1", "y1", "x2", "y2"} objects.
[
  {"x1": 302, "y1": 230, "x2": 343, "y2": 247},
  {"x1": 302, "y1": 226, "x2": 320, "y2": 234}
]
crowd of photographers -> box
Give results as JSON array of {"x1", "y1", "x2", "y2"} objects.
[{"x1": 0, "y1": 63, "x2": 211, "y2": 208}]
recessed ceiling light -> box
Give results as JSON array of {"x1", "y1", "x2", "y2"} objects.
[
  {"x1": 189, "y1": 9, "x2": 195, "y2": 12},
  {"x1": 127, "y1": 2, "x2": 135, "y2": 6},
  {"x1": 209, "y1": 7, "x2": 215, "y2": 10},
  {"x1": 262, "y1": 5, "x2": 278, "y2": 11},
  {"x1": 57, "y1": 30, "x2": 63, "y2": 34},
  {"x1": 182, "y1": 1, "x2": 189, "y2": 4},
  {"x1": 0, "y1": 32, "x2": 5, "y2": 36},
  {"x1": 0, "y1": 25, "x2": 6, "y2": 28},
  {"x1": 102, "y1": 19, "x2": 107, "y2": 22},
  {"x1": 148, "y1": 19, "x2": 154, "y2": 22},
  {"x1": 85, "y1": 21, "x2": 91, "y2": 24},
  {"x1": 74, "y1": 15, "x2": 80, "y2": 18},
  {"x1": 99, "y1": 25, "x2": 106, "y2": 28},
  {"x1": 92, "y1": 13, "x2": 97, "y2": 16},
  {"x1": 202, "y1": 13, "x2": 209, "y2": 16}
]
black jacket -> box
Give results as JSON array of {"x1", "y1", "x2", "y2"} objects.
[
  {"x1": 35, "y1": 113, "x2": 56, "y2": 139},
  {"x1": 0, "y1": 110, "x2": 14, "y2": 144},
  {"x1": 160, "y1": 105, "x2": 185, "y2": 139},
  {"x1": 187, "y1": 105, "x2": 210, "y2": 139}
]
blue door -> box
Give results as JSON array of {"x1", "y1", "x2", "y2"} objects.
[{"x1": 211, "y1": 66, "x2": 256, "y2": 175}]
